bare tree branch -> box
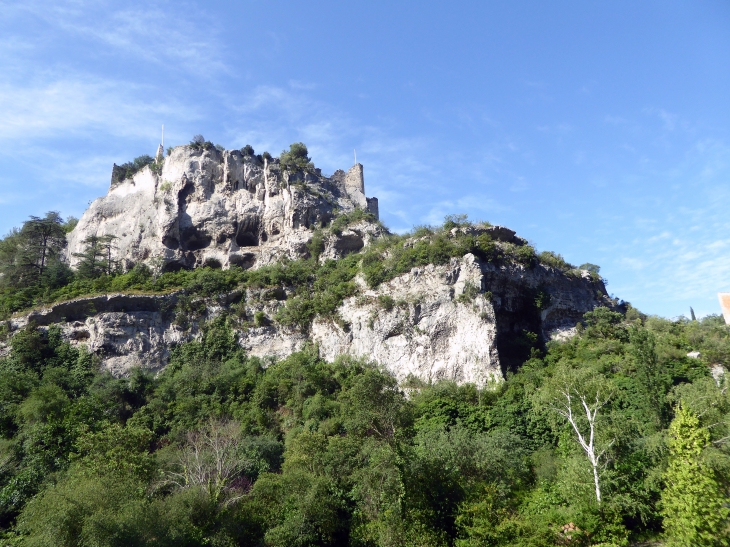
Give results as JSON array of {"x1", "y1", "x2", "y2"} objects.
[{"x1": 549, "y1": 383, "x2": 612, "y2": 504}]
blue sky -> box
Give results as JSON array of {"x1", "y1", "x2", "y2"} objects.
[{"x1": 1, "y1": 0, "x2": 729, "y2": 318}]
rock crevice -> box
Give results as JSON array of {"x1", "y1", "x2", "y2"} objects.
[{"x1": 66, "y1": 149, "x2": 379, "y2": 272}]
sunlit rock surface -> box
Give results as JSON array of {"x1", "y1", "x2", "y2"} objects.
[{"x1": 66, "y1": 147, "x2": 379, "y2": 272}]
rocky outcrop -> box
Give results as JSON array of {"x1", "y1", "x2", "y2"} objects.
[
  {"x1": 4, "y1": 144, "x2": 616, "y2": 385},
  {"x1": 319, "y1": 219, "x2": 387, "y2": 261},
  {"x1": 66, "y1": 147, "x2": 379, "y2": 272},
  {"x1": 313, "y1": 254, "x2": 499, "y2": 385},
  {"x1": 8, "y1": 254, "x2": 611, "y2": 385}
]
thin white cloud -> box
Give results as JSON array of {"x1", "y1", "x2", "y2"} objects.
[
  {"x1": 0, "y1": 77, "x2": 200, "y2": 142},
  {"x1": 3, "y1": 0, "x2": 229, "y2": 77},
  {"x1": 643, "y1": 107, "x2": 679, "y2": 131},
  {"x1": 288, "y1": 80, "x2": 317, "y2": 91}
]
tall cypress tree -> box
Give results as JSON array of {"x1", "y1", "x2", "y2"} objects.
[{"x1": 661, "y1": 404, "x2": 729, "y2": 547}]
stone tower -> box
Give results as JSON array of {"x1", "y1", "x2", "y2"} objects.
[
  {"x1": 343, "y1": 163, "x2": 367, "y2": 210},
  {"x1": 343, "y1": 163, "x2": 378, "y2": 219},
  {"x1": 155, "y1": 125, "x2": 164, "y2": 162}
]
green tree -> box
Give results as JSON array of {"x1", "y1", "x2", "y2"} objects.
[
  {"x1": 0, "y1": 228, "x2": 24, "y2": 286},
  {"x1": 99, "y1": 234, "x2": 119, "y2": 275},
  {"x1": 21, "y1": 212, "x2": 67, "y2": 280},
  {"x1": 280, "y1": 142, "x2": 313, "y2": 173},
  {"x1": 661, "y1": 404, "x2": 729, "y2": 546},
  {"x1": 73, "y1": 234, "x2": 118, "y2": 278},
  {"x1": 0, "y1": 212, "x2": 66, "y2": 288}
]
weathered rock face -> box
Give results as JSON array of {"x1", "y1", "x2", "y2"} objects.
[
  {"x1": 313, "y1": 254, "x2": 500, "y2": 385},
  {"x1": 2, "y1": 145, "x2": 616, "y2": 385},
  {"x1": 8, "y1": 254, "x2": 611, "y2": 385},
  {"x1": 66, "y1": 147, "x2": 379, "y2": 272}
]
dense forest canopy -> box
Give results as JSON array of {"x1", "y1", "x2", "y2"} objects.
[{"x1": 0, "y1": 309, "x2": 728, "y2": 545}]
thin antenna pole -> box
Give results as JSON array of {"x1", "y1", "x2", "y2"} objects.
[
  {"x1": 354, "y1": 149, "x2": 357, "y2": 164},
  {"x1": 161, "y1": 124, "x2": 164, "y2": 148}
]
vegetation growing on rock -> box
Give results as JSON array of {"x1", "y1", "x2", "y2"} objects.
[
  {"x1": 110, "y1": 155, "x2": 156, "y2": 185},
  {"x1": 0, "y1": 212, "x2": 601, "y2": 329},
  {"x1": 0, "y1": 140, "x2": 726, "y2": 544},
  {"x1": 0, "y1": 308, "x2": 728, "y2": 545}
]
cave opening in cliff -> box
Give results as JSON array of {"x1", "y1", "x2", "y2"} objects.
[{"x1": 236, "y1": 215, "x2": 260, "y2": 247}]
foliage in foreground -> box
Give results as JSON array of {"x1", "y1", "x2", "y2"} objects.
[{"x1": 0, "y1": 308, "x2": 728, "y2": 546}]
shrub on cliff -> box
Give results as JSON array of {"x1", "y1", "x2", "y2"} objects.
[
  {"x1": 280, "y1": 142, "x2": 313, "y2": 173},
  {"x1": 111, "y1": 155, "x2": 155, "y2": 185},
  {"x1": 188, "y1": 135, "x2": 215, "y2": 152},
  {"x1": 538, "y1": 250, "x2": 574, "y2": 271}
]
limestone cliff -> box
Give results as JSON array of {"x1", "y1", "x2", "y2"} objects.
[
  {"x1": 8, "y1": 252, "x2": 611, "y2": 385},
  {"x1": 2, "y1": 144, "x2": 617, "y2": 386},
  {"x1": 66, "y1": 147, "x2": 379, "y2": 272}
]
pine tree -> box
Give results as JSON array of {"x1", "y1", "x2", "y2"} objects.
[
  {"x1": 22, "y1": 212, "x2": 67, "y2": 279},
  {"x1": 661, "y1": 404, "x2": 729, "y2": 547},
  {"x1": 0, "y1": 212, "x2": 66, "y2": 288},
  {"x1": 73, "y1": 234, "x2": 119, "y2": 278},
  {"x1": 73, "y1": 235, "x2": 106, "y2": 278}
]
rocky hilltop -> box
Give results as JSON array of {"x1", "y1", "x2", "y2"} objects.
[
  {"x1": 9, "y1": 143, "x2": 614, "y2": 386},
  {"x1": 67, "y1": 146, "x2": 379, "y2": 272}
]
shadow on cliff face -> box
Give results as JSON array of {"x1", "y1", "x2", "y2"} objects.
[
  {"x1": 235, "y1": 214, "x2": 260, "y2": 247},
  {"x1": 180, "y1": 225, "x2": 212, "y2": 251},
  {"x1": 494, "y1": 287, "x2": 547, "y2": 374}
]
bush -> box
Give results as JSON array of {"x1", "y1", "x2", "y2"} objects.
[
  {"x1": 189, "y1": 135, "x2": 215, "y2": 152},
  {"x1": 280, "y1": 142, "x2": 313, "y2": 173},
  {"x1": 457, "y1": 281, "x2": 480, "y2": 304},
  {"x1": 241, "y1": 144, "x2": 254, "y2": 156},
  {"x1": 538, "y1": 251, "x2": 574, "y2": 272},
  {"x1": 443, "y1": 214, "x2": 470, "y2": 230},
  {"x1": 579, "y1": 263, "x2": 600, "y2": 274},
  {"x1": 510, "y1": 244, "x2": 538, "y2": 267},
  {"x1": 330, "y1": 208, "x2": 377, "y2": 236},
  {"x1": 377, "y1": 294, "x2": 395, "y2": 311},
  {"x1": 111, "y1": 155, "x2": 155, "y2": 185},
  {"x1": 254, "y1": 311, "x2": 267, "y2": 327},
  {"x1": 307, "y1": 231, "x2": 325, "y2": 261}
]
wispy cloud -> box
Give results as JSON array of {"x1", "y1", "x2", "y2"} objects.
[
  {"x1": 602, "y1": 139, "x2": 730, "y2": 315},
  {"x1": 643, "y1": 107, "x2": 680, "y2": 132},
  {"x1": 0, "y1": 77, "x2": 199, "y2": 142},
  {"x1": 3, "y1": 0, "x2": 229, "y2": 76}
]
